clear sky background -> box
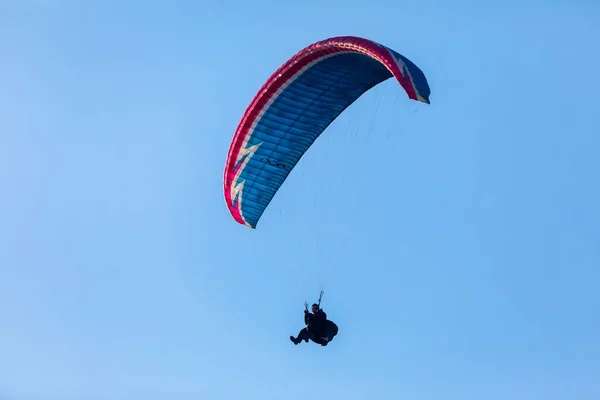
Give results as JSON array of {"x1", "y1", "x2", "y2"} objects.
[{"x1": 1, "y1": 1, "x2": 599, "y2": 399}]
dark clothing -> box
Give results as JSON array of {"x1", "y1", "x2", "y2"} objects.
[
  {"x1": 290, "y1": 308, "x2": 337, "y2": 346},
  {"x1": 292, "y1": 326, "x2": 329, "y2": 346},
  {"x1": 304, "y1": 309, "x2": 327, "y2": 327},
  {"x1": 293, "y1": 327, "x2": 311, "y2": 343}
]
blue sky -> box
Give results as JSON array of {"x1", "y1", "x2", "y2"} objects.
[{"x1": 1, "y1": 0, "x2": 599, "y2": 399}]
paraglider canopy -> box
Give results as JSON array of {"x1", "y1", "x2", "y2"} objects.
[{"x1": 224, "y1": 36, "x2": 431, "y2": 228}]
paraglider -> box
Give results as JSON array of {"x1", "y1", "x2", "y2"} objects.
[
  {"x1": 223, "y1": 35, "x2": 431, "y2": 229},
  {"x1": 290, "y1": 291, "x2": 339, "y2": 346},
  {"x1": 222, "y1": 36, "x2": 431, "y2": 348}
]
